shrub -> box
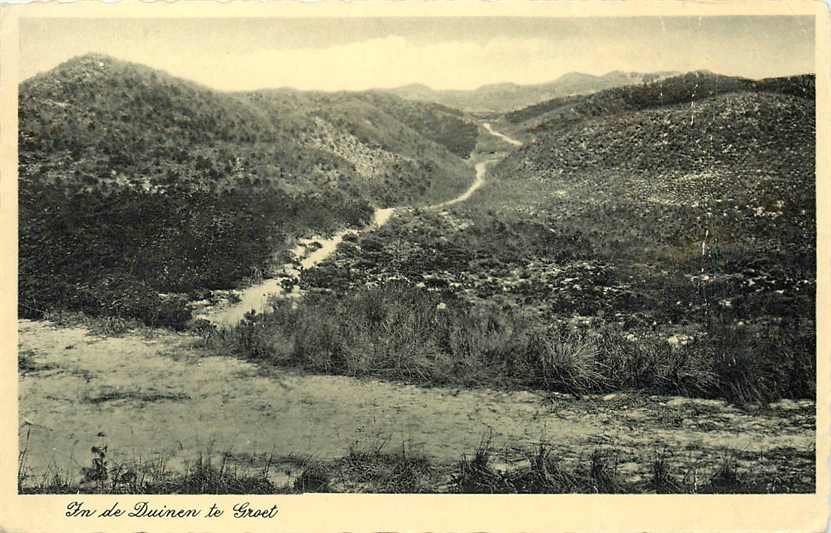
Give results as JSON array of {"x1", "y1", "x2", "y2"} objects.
[
  {"x1": 702, "y1": 322, "x2": 815, "y2": 403},
  {"x1": 18, "y1": 177, "x2": 373, "y2": 328},
  {"x1": 156, "y1": 295, "x2": 193, "y2": 330},
  {"x1": 293, "y1": 462, "x2": 331, "y2": 492},
  {"x1": 18, "y1": 350, "x2": 38, "y2": 373}
]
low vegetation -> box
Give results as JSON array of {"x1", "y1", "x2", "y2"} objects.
[
  {"x1": 505, "y1": 70, "x2": 814, "y2": 129},
  {"x1": 19, "y1": 179, "x2": 372, "y2": 328},
  {"x1": 208, "y1": 283, "x2": 812, "y2": 404},
  {"x1": 20, "y1": 439, "x2": 813, "y2": 494}
]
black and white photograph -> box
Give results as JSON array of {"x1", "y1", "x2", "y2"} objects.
[{"x1": 10, "y1": 8, "x2": 820, "y2": 506}]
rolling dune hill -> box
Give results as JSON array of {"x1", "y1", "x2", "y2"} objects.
[
  {"x1": 504, "y1": 70, "x2": 815, "y2": 133},
  {"x1": 18, "y1": 54, "x2": 477, "y2": 325}
]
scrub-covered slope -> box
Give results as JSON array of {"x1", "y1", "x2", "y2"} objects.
[{"x1": 18, "y1": 54, "x2": 477, "y2": 325}]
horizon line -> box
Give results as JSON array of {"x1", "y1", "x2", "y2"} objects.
[{"x1": 22, "y1": 52, "x2": 817, "y2": 95}]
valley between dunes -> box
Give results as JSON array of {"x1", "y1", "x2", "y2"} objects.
[
  {"x1": 18, "y1": 123, "x2": 815, "y2": 493},
  {"x1": 17, "y1": 54, "x2": 816, "y2": 493},
  {"x1": 202, "y1": 123, "x2": 510, "y2": 326}
]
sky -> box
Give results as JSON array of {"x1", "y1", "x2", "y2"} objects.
[{"x1": 19, "y1": 16, "x2": 815, "y2": 92}]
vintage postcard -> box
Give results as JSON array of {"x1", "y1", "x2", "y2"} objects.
[{"x1": 0, "y1": 1, "x2": 828, "y2": 531}]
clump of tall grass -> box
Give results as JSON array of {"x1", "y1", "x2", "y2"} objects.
[
  {"x1": 207, "y1": 283, "x2": 814, "y2": 403},
  {"x1": 292, "y1": 461, "x2": 331, "y2": 493},
  {"x1": 651, "y1": 449, "x2": 688, "y2": 493},
  {"x1": 333, "y1": 446, "x2": 435, "y2": 493},
  {"x1": 453, "y1": 435, "x2": 517, "y2": 493},
  {"x1": 176, "y1": 453, "x2": 277, "y2": 494},
  {"x1": 525, "y1": 331, "x2": 608, "y2": 394},
  {"x1": 452, "y1": 438, "x2": 626, "y2": 494},
  {"x1": 209, "y1": 283, "x2": 615, "y2": 392}
]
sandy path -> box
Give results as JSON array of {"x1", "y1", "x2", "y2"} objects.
[
  {"x1": 202, "y1": 125, "x2": 519, "y2": 326},
  {"x1": 204, "y1": 208, "x2": 397, "y2": 326},
  {"x1": 483, "y1": 122, "x2": 523, "y2": 147},
  {"x1": 18, "y1": 320, "x2": 814, "y2": 486},
  {"x1": 432, "y1": 159, "x2": 494, "y2": 209}
]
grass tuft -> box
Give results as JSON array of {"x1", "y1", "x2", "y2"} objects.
[{"x1": 207, "y1": 282, "x2": 812, "y2": 404}]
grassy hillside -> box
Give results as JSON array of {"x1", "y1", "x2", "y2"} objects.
[
  {"x1": 505, "y1": 71, "x2": 815, "y2": 132},
  {"x1": 19, "y1": 54, "x2": 477, "y2": 325},
  {"x1": 238, "y1": 89, "x2": 476, "y2": 206},
  {"x1": 239, "y1": 74, "x2": 816, "y2": 404},
  {"x1": 491, "y1": 85, "x2": 815, "y2": 325}
]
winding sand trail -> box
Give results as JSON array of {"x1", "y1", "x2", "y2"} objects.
[
  {"x1": 203, "y1": 124, "x2": 521, "y2": 327},
  {"x1": 483, "y1": 121, "x2": 523, "y2": 146}
]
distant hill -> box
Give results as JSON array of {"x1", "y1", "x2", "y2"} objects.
[
  {"x1": 18, "y1": 54, "x2": 478, "y2": 324},
  {"x1": 493, "y1": 71, "x2": 815, "y2": 282},
  {"x1": 501, "y1": 86, "x2": 814, "y2": 180},
  {"x1": 505, "y1": 71, "x2": 816, "y2": 131},
  {"x1": 385, "y1": 71, "x2": 679, "y2": 113}
]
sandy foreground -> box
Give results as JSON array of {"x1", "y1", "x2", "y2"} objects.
[{"x1": 18, "y1": 319, "x2": 814, "y2": 489}]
